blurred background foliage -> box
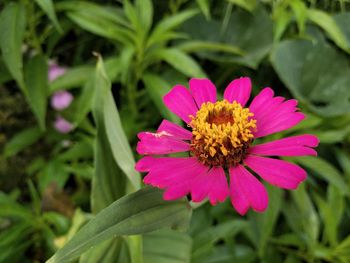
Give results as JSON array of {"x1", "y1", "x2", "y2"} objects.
[{"x1": 1, "y1": 0, "x2": 350, "y2": 262}]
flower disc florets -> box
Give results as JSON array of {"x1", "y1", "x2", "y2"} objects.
[{"x1": 190, "y1": 100, "x2": 256, "y2": 168}]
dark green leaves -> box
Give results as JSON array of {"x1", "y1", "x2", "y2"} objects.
[
  {"x1": 46, "y1": 187, "x2": 192, "y2": 263},
  {"x1": 271, "y1": 39, "x2": 350, "y2": 117},
  {"x1": 0, "y1": 2, "x2": 26, "y2": 90},
  {"x1": 24, "y1": 54, "x2": 49, "y2": 130}
]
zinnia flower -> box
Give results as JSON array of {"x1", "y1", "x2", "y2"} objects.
[
  {"x1": 135, "y1": 77, "x2": 319, "y2": 215},
  {"x1": 54, "y1": 115, "x2": 73, "y2": 134},
  {"x1": 51, "y1": 90, "x2": 74, "y2": 111}
]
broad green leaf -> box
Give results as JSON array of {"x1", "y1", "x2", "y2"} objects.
[
  {"x1": 147, "y1": 9, "x2": 198, "y2": 47},
  {"x1": 157, "y1": 48, "x2": 206, "y2": 78},
  {"x1": 34, "y1": 0, "x2": 62, "y2": 32},
  {"x1": 227, "y1": 0, "x2": 256, "y2": 12},
  {"x1": 24, "y1": 54, "x2": 49, "y2": 130},
  {"x1": 4, "y1": 127, "x2": 43, "y2": 157},
  {"x1": 0, "y1": 2, "x2": 26, "y2": 90},
  {"x1": 46, "y1": 187, "x2": 192, "y2": 263},
  {"x1": 308, "y1": 9, "x2": 349, "y2": 53},
  {"x1": 270, "y1": 40, "x2": 350, "y2": 117},
  {"x1": 292, "y1": 156, "x2": 349, "y2": 196},
  {"x1": 181, "y1": 7, "x2": 273, "y2": 68},
  {"x1": 144, "y1": 229, "x2": 192, "y2": 263},
  {"x1": 177, "y1": 41, "x2": 244, "y2": 56},
  {"x1": 79, "y1": 237, "x2": 130, "y2": 263},
  {"x1": 94, "y1": 57, "x2": 141, "y2": 192},
  {"x1": 142, "y1": 73, "x2": 180, "y2": 124}
]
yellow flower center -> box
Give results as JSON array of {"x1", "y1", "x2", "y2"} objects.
[{"x1": 190, "y1": 100, "x2": 256, "y2": 167}]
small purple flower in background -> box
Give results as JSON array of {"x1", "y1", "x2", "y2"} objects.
[
  {"x1": 51, "y1": 90, "x2": 73, "y2": 111},
  {"x1": 48, "y1": 62, "x2": 66, "y2": 82},
  {"x1": 54, "y1": 116, "x2": 73, "y2": 134}
]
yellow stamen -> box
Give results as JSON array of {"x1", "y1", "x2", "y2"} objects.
[{"x1": 190, "y1": 100, "x2": 256, "y2": 167}]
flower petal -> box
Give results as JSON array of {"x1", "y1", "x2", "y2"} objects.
[
  {"x1": 223, "y1": 77, "x2": 252, "y2": 106},
  {"x1": 136, "y1": 131, "x2": 190, "y2": 155},
  {"x1": 163, "y1": 85, "x2": 198, "y2": 123},
  {"x1": 136, "y1": 157, "x2": 208, "y2": 200},
  {"x1": 191, "y1": 167, "x2": 229, "y2": 205},
  {"x1": 189, "y1": 78, "x2": 217, "y2": 107},
  {"x1": 249, "y1": 88, "x2": 305, "y2": 138},
  {"x1": 250, "y1": 134, "x2": 319, "y2": 157},
  {"x1": 157, "y1": 120, "x2": 192, "y2": 140},
  {"x1": 244, "y1": 155, "x2": 307, "y2": 189},
  {"x1": 51, "y1": 90, "x2": 73, "y2": 110},
  {"x1": 229, "y1": 165, "x2": 268, "y2": 215}
]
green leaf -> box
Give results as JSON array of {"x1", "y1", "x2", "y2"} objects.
[
  {"x1": 143, "y1": 229, "x2": 192, "y2": 263},
  {"x1": 135, "y1": 0, "x2": 153, "y2": 34},
  {"x1": 34, "y1": 0, "x2": 62, "y2": 33},
  {"x1": 46, "y1": 187, "x2": 192, "y2": 263},
  {"x1": 270, "y1": 39, "x2": 350, "y2": 117},
  {"x1": 192, "y1": 220, "x2": 247, "y2": 261},
  {"x1": 147, "y1": 9, "x2": 198, "y2": 47},
  {"x1": 49, "y1": 66, "x2": 93, "y2": 93},
  {"x1": 290, "y1": 0, "x2": 307, "y2": 35},
  {"x1": 177, "y1": 41, "x2": 244, "y2": 56},
  {"x1": 24, "y1": 54, "x2": 49, "y2": 130},
  {"x1": 79, "y1": 237, "x2": 130, "y2": 263},
  {"x1": 142, "y1": 73, "x2": 180, "y2": 124},
  {"x1": 307, "y1": 9, "x2": 349, "y2": 53},
  {"x1": 65, "y1": 5, "x2": 132, "y2": 44},
  {"x1": 292, "y1": 156, "x2": 349, "y2": 196},
  {"x1": 314, "y1": 186, "x2": 344, "y2": 246},
  {"x1": 94, "y1": 57, "x2": 141, "y2": 193},
  {"x1": 181, "y1": 7, "x2": 273, "y2": 68},
  {"x1": 4, "y1": 127, "x2": 43, "y2": 157},
  {"x1": 157, "y1": 48, "x2": 206, "y2": 78},
  {"x1": 196, "y1": 0, "x2": 211, "y2": 20},
  {"x1": 0, "y1": 2, "x2": 26, "y2": 90},
  {"x1": 226, "y1": 0, "x2": 257, "y2": 12}
]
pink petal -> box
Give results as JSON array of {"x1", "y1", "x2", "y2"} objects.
[
  {"x1": 136, "y1": 131, "x2": 190, "y2": 155},
  {"x1": 250, "y1": 134, "x2": 319, "y2": 157},
  {"x1": 223, "y1": 77, "x2": 252, "y2": 106},
  {"x1": 191, "y1": 167, "x2": 229, "y2": 205},
  {"x1": 189, "y1": 78, "x2": 217, "y2": 107},
  {"x1": 157, "y1": 120, "x2": 192, "y2": 140},
  {"x1": 49, "y1": 63, "x2": 66, "y2": 82},
  {"x1": 229, "y1": 165, "x2": 268, "y2": 215},
  {"x1": 54, "y1": 116, "x2": 73, "y2": 134},
  {"x1": 163, "y1": 85, "x2": 198, "y2": 123},
  {"x1": 244, "y1": 155, "x2": 307, "y2": 190},
  {"x1": 249, "y1": 88, "x2": 304, "y2": 138},
  {"x1": 51, "y1": 90, "x2": 73, "y2": 111},
  {"x1": 135, "y1": 157, "x2": 208, "y2": 200}
]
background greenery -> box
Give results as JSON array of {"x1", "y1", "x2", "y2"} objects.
[{"x1": 1, "y1": 0, "x2": 350, "y2": 262}]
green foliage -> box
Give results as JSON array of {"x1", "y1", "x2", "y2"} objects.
[{"x1": 1, "y1": 0, "x2": 350, "y2": 262}]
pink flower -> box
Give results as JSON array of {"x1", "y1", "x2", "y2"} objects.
[
  {"x1": 48, "y1": 62, "x2": 66, "y2": 82},
  {"x1": 135, "y1": 77, "x2": 319, "y2": 215},
  {"x1": 51, "y1": 90, "x2": 73, "y2": 111},
  {"x1": 54, "y1": 116, "x2": 73, "y2": 134}
]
